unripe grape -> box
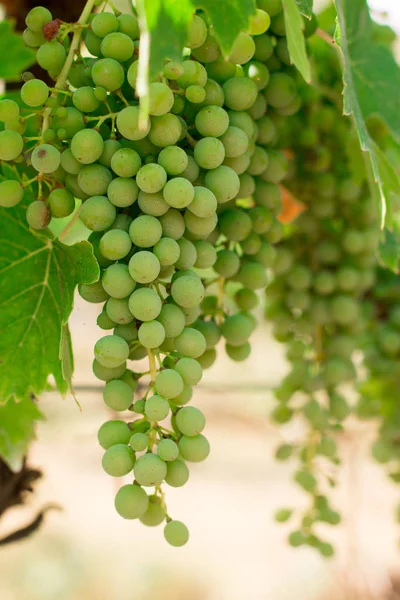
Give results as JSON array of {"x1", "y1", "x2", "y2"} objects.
[
  {"x1": 26, "y1": 200, "x2": 51, "y2": 229},
  {"x1": 0, "y1": 180, "x2": 24, "y2": 208}
]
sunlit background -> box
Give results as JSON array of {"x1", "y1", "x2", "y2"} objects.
[{"x1": 0, "y1": 1, "x2": 400, "y2": 600}]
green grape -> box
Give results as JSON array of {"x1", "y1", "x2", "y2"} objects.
[
  {"x1": 248, "y1": 8, "x2": 271, "y2": 35},
  {"x1": 114, "y1": 323, "x2": 138, "y2": 343},
  {"x1": 227, "y1": 110, "x2": 255, "y2": 138},
  {"x1": 25, "y1": 6, "x2": 52, "y2": 31},
  {"x1": 330, "y1": 295, "x2": 359, "y2": 326},
  {"x1": 226, "y1": 342, "x2": 251, "y2": 361},
  {"x1": 197, "y1": 348, "x2": 217, "y2": 369},
  {"x1": 157, "y1": 146, "x2": 188, "y2": 176},
  {"x1": 26, "y1": 200, "x2": 51, "y2": 229},
  {"x1": 127, "y1": 60, "x2": 139, "y2": 88},
  {"x1": 111, "y1": 148, "x2": 142, "y2": 177},
  {"x1": 194, "y1": 137, "x2": 225, "y2": 169},
  {"x1": 195, "y1": 105, "x2": 229, "y2": 137},
  {"x1": 91, "y1": 12, "x2": 118, "y2": 37},
  {"x1": 129, "y1": 215, "x2": 163, "y2": 247},
  {"x1": 103, "y1": 379, "x2": 133, "y2": 411},
  {"x1": 157, "y1": 439, "x2": 179, "y2": 462},
  {"x1": 221, "y1": 313, "x2": 254, "y2": 346},
  {"x1": 91, "y1": 57, "x2": 125, "y2": 91},
  {"x1": 270, "y1": 11, "x2": 286, "y2": 36},
  {"x1": 134, "y1": 453, "x2": 167, "y2": 487},
  {"x1": 138, "y1": 191, "x2": 169, "y2": 217},
  {"x1": 175, "y1": 357, "x2": 203, "y2": 386},
  {"x1": 47, "y1": 188, "x2": 75, "y2": 218},
  {"x1": 165, "y1": 459, "x2": 190, "y2": 487},
  {"x1": 102, "y1": 264, "x2": 136, "y2": 299},
  {"x1": 187, "y1": 14, "x2": 207, "y2": 48},
  {"x1": 229, "y1": 32, "x2": 255, "y2": 64},
  {"x1": 100, "y1": 32, "x2": 134, "y2": 61},
  {"x1": 186, "y1": 85, "x2": 206, "y2": 103},
  {"x1": 148, "y1": 114, "x2": 182, "y2": 147},
  {"x1": 139, "y1": 496, "x2": 166, "y2": 526},
  {"x1": 98, "y1": 420, "x2": 131, "y2": 449},
  {"x1": 163, "y1": 177, "x2": 194, "y2": 209},
  {"x1": 219, "y1": 126, "x2": 249, "y2": 158},
  {"x1": 102, "y1": 444, "x2": 135, "y2": 477},
  {"x1": 130, "y1": 432, "x2": 148, "y2": 452},
  {"x1": 204, "y1": 165, "x2": 240, "y2": 203},
  {"x1": 164, "y1": 520, "x2": 189, "y2": 547},
  {"x1": 116, "y1": 106, "x2": 150, "y2": 141},
  {"x1": 192, "y1": 33, "x2": 221, "y2": 63},
  {"x1": 176, "y1": 60, "x2": 207, "y2": 88},
  {"x1": 138, "y1": 320, "x2": 166, "y2": 348},
  {"x1": 60, "y1": 149, "x2": 81, "y2": 175},
  {"x1": 194, "y1": 318, "x2": 221, "y2": 348},
  {"x1": 0, "y1": 180, "x2": 24, "y2": 208},
  {"x1": 235, "y1": 288, "x2": 259, "y2": 311},
  {"x1": 237, "y1": 173, "x2": 256, "y2": 198},
  {"x1": 256, "y1": 116, "x2": 276, "y2": 145},
  {"x1": 36, "y1": 41, "x2": 66, "y2": 73},
  {"x1": 219, "y1": 209, "x2": 252, "y2": 241},
  {"x1": 80, "y1": 196, "x2": 116, "y2": 231},
  {"x1": 0, "y1": 99, "x2": 20, "y2": 122},
  {"x1": 107, "y1": 177, "x2": 139, "y2": 208},
  {"x1": 21, "y1": 79, "x2": 49, "y2": 107},
  {"x1": 78, "y1": 164, "x2": 113, "y2": 195},
  {"x1": 247, "y1": 146, "x2": 269, "y2": 176},
  {"x1": 72, "y1": 86, "x2": 100, "y2": 113},
  {"x1": 128, "y1": 287, "x2": 162, "y2": 321},
  {"x1": 171, "y1": 275, "x2": 205, "y2": 308},
  {"x1": 145, "y1": 394, "x2": 170, "y2": 419},
  {"x1": 117, "y1": 13, "x2": 139, "y2": 39},
  {"x1": 223, "y1": 152, "x2": 251, "y2": 175},
  {"x1": 0, "y1": 130, "x2": 24, "y2": 161},
  {"x1": 214, "y1": 249, "x2": 240, "y2": 277},
  {"x1": 106, "y1": 297, "x2": 134, "y2": 325},
  {"x1": 93, "y1": 359, "x2": 126, "y2": 382},
  {"x1": 176, "y1": 406, "x2": 205, "y2": 436},
  {"x1": 23, "y1": 27, "x2": 45, "y2": 48},
  {"x1": 136, "y1": 163, "x2": 167, "y2": 194},
  {"x1": 51, "y1": 107, "x2": 85, "y2": 139},
  {"x1": 155, "y1": 369, "x2": 184, "y2": 399},
  {"x1": 148, "y1": 82, "x2": 174, "y2": 116},
  {"x1": 153, "y1": 237, "x2": 180, "y2": 266},
  {"x1": 175, "y1": 238, "x2": 196, "y2": 270},
  {"x1": 247, "y1": 93, "x2": 268, "y2": 120},
  {"x1": 206, "y1": 57, "x2": 236, "y2": 83},
  {"x1": 180, "y1": 155, "x2": 200, "y2": 183},
  {"x1": 128, "y1": 251, "x2": 160, "y2": 284},
  {"x1": 163, "y1": 61, "x2": 184, "y2": 80},
  {"x1": 264, "y1": 73, "x2": 297, "y2": 108},
  {"x1": 175, "y1": 327, "x2": 206, "y2": 358},
  {"x1": 98, "y1": 140, "x2": 122, "y2": 168},
  {"x1": 157, "y1": 304, "x2": 186, "y2": 338},
  {"x1": 261, "y1": 150, "x2": 288, "y2": 183},
  {"x1": 178, "y1": 434, "x2": 210, "y2": 462},
  {"x1": 97, "y1": 309, "x2": 115, "y2": 330},
  {"x1": 79, "y1": 280, "x2": 109, "y2": 303},
  {"x1": 199, "y1": 79, "x2": 225, "y2": 107},
  {"x1": 115, "y1": 483, "x2": 149, "y2": 519},
  {"x1": 94, "y1": 335, "x2": 130, "y2": 368},
  {"x1": 159, "y1": 210, "x2": 186, "y2": 240},
  {"x1": 31, "y1": 144, "x2": 61, "y2": 173},
  {"x1": 184, "y1": 210, "x2": 218, "y2": 237},
  {"x1": 194, "y1": 240, "x2": 217, "y2": 269},
  {"x1": 71, "y1": 129, "x2": 104, "y2": 165},
  {"x1": 84, "y1": 29, "x2": 102, "y2": 56},
  {"x1": 222, "y1": 77, "x2": 258, "y2": 111}
]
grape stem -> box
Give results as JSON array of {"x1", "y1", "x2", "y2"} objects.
[
  {"x1": 40, "y1": 0, "x2": 98, "y2": 136},
  {"x1": 185, "y1": 133, "x2": 197, "y2": 147},
  {"x1": 316, "y1": 28, "x2": 336, "y2": 46},
  {"x1": 147, "y1": 349, "x2": 157, "y2": 383}
]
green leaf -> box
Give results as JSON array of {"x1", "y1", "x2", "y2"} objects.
[
  {"x1": 296, "y1": 0, "x2": 313, "y2": 19},
  {"x1": 0, "y1": 21, "x2": 35, "y2": 80},
  {"x1": 194, "y1": 0, "x2": 256, "y2": 55},
  {"x1": 282, "y1": 0, "x2": 311, "y2": 82},
  {"x1": 136, "y1": 0, "x2": 195, "y2": 79},
  {"x1": 335, "y1": 0, "x2": 400, "y2": 225},
  {"x1": 0, "y1": 398, "x2": 44, "y2": 471},
  {"x1": 0, "y1": 195, "x2": 99, "y2": 403},
  {"x1": 378, "y1": 228, "x2": 400, "y2": 273}
]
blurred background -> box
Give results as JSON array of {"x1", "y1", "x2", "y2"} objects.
[{"x1": 1, "y1": 1, "x2": 400, "y2": 600}]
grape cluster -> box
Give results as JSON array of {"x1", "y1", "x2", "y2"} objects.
[
  {"x1": 0, "y1": 0, "x2": 303, "y2": 545},
  {"x1": 263, "y1": 45, "x2": 381, "y2": 552}
]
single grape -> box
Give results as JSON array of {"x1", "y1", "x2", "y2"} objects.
[
  {"x1": 103, "y1": 379, "x2": 133, "y2": 411},
  {"x1": 136, "y1": 163, "x2": 167, "y2": 194},
  {"x1": 26, "y1": 200, "x2": 51, "y2": 229},
  {"x1": 226, "y1": 342, "x2": 251, "y2": 361},
  {"x1": 21, "y1": 79, "x2": 49, "y2": 107},
  {"x1": 106, "y1": 297, "x2": 134, "y2": 325},
  {"x1": 79, "y1": 280, "x2": 109, "y2": 303},
  {"x1": 221, "y1": 313, "x2": 254, "y2": 346},
  {"x1": 71, "y1": 129, "x2": 104, "y2": 164},
  {"x1": 144, "y1": 394, "x2": 170, "y2": 420},
  {"x1": 25, "y1": 6, "x2": 52, "y2": 32},
  {"x1": 102, "y1": 263, "x2": 136, "y2": 299},
  {"x1": 72, "y1": 86, "x2": 100, "y2": 113},
  {"x1": 91, "y1": 57, "x2": 125, "y2": 91},
  {"x1": 111, "y1": 148, "x2": 141, "y2": 177},
  {"x1": 100, "y1": 229, "x2": 132, "y2": 260},
  {"x1": 107, "y1": 177, "x2": 139, "y2": 208},
  {"x1": 248, "y1": 9, "x2": 271, "y2": 35},
  {"x1": 157, "y1": 146, "x2": 188, "y2": 176},
  {"x1": 165, "y1": 459, "x2": 190, "y2": 487},
  {"x1": 157, "y1": 439, "x2": 179, "y2": 462},
  {"x1": 0, "y1": 130, "x2": 24, "y2": 162},
  {"x1": 157, "y1": 304, "x2": 186, "y2": 338},
  {"x1": 94, "y1": 335, "x2": 130, "y2": 368},
  {"x1": 178, "y1": 434, "x2": 210, "y2": 462},
  {"x1": 91, "y1": 12, "x2": 118, "y2": 37},
  {"x1": 174, "y1": 327, "x2": 207, "y2": 358},
  {"x1": 155, "y1": 369, "x2": 184, "y2": 399},
  {"x1": 92, "y1": 358, "x2": 126, "y2": 382},
  {"x1": 0, "y1": 180, "x2": 24, "y2": 208},
  {"x1": 80, "y1": 196, "x2": 116, "y2": 231},
  {"x1": 171, "y1": 276, "x2": 205, "y2": 309},
  {"x1": 134, "y1": 453, "x2": 167, "y2": 487},
  {"x1": 139, "y1": 495, "x2": 166, "y2": 526},
  {"x1": 229, "y1": 32, "x2": 255, "y2": 64},
  {"x1": 0, "y1": 99, "x2": 20, "y2": 122},
  {"x1": 100, "y1": 32, "x2": 135, "y2": 62},
  {"x1": 194, "y1": 137, "x2": 225, "y2": 170},
  {"x1": 36, "y1": 41, "x2": 66, "y2": 73},
  {"x1": 191, "y1": 34, "x2": 221, "y2": 63},
  {"x1": 116, "y1": 106, "x2": 150, "y2": 140},
  {"x1": 176, "y1": 406, "x2": 206, "y2": 436},
  {"x1": 117, "y1": 13, "x2": 139, "y2": 39},
  {"x1": 159, "y1": 209, "x2": 186, "y2": 240},
  {"x1": 23, "y1": 27, "x2": 45, "y2": 48},
  {"x1": 214, "y1": 249, "x2": 240, "y2": 277},
  {"x1": 78, "y1": 164, "x2": 113, "y2": 196},
  {"x1": 130, "y1": 432, "x2": 148, "y2": 452},
  {"x1": 223, "y1": 76, "x2": 258, "y2": 111},
  {"x1": 220, "y1": 126, "x2": 249, "y2": 158},
  {"x1": 129, "y1": 287, "x2": 162, "y2": 321},
  {"x1": 148, "y1": 114, "x2": 182, "y2": 148},
  {"x1": 115, "y1": 483, "x2": 149, "y2": 519},
  {"x1": 128, "y1": 251, "x2": 160, "y2": 284},
  {"x1": 194, "y1": 240, "x2": 217, "y2": 268},
  {"x1": 204, "y1": 165, "x2": 240, "y2": 203},
  {"x1": 148, "y1": 82, "x2": 174, "y2": 116},
  {"x1": 264, "y1": 73, "x2": 297, "y2": 108},
  {"x1": 47, "y1": 188, "x2": 75, "y2": 218},
  {"x1": 98, "y1": 420, "x2": 131, "y2": 449},
  {"x1": 163, "y1": 177, "x2": 194, "y2": 209}
]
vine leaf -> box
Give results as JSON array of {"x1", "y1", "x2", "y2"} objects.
[
  {"x1": 0, "y1": 21, "x2": 35, "y2": 80},
  {"x1": 334, "y1": 0, "x2": 400, "y2": 226},
  {"x1": 194, "y1": 0, "x2": 256, "y2": 55},
  {"x1": 379, "y1": 228, "x2": 400, "y2": 273},
  {"x1": 0, "y1": 398, "x2": 44, "y2": 471},
  {"x1": 282, "y1": 0, "x2": 311, "y2": 82},
  {"x1": 296, "y1": 0, "x2": 313, "y2": 19},
  {"x1": 0, "y1": 192, "x2": 99, "y2": 404}
]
